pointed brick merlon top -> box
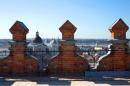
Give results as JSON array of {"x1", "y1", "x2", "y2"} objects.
[
  {"x1": 9, "y1": 21, "x2": 29, "y2": 41},
  {"x1": 59, "y1": 20, "x2": 77, "y2": 40},
  {"x1": 10, "y1": 21, "x2": 29, "y2": 34},
  {"x1": 109, "y1": 18, "x2": 129, "y2": 39}
]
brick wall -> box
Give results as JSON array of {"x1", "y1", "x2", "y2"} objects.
[
  {"x1": 47, "y1": 20, "x2": 89, "y2": 74},
  {"x1": 0, "y1": 21, "x2": 38, "y2": 74},
  {"x1": 97, "y1": 19, "x2": 130, "y2": 71}
]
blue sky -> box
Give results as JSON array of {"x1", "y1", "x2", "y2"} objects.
[{"x1": 0, "y1": 0, "x2": 130, "y2": 39}]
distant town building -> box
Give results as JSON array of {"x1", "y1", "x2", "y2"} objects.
[
  {"x1": 27, "y1": 31, "x2": 48, "y2": 70},
  {"x1": 27, "y1": 31, "x2": 60, "y2": 70},
  {"x1": 94, "y1": 43, "x2": 103, "y2": 51},
  {"x1": 0, "y1": 48, "x2": 10, "y2": 59},
  {"x1": 45, "y1": 39, "x2": 60, "y2": 57}
]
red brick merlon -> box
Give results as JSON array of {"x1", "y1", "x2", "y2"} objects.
[
  {"x1": 96, "y1": 18, "x2": 130, "y2": 71},
  {"x1": 0, "y1": 21, "x2": 38, "y2": 74},
  {"x1": 47, "y1": 20, "x2": 89, "y2": 74}
]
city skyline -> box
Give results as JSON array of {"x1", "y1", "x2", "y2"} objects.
[{"x1": 0, "y1": 0, "x2": 130, "y2": 39}]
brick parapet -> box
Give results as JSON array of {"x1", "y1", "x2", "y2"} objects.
[{"x1": 0, "y1": 21, "x2": 38, "y2": 74}]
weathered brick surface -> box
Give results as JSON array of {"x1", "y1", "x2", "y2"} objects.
[
  {"x1": 97, "y1": 19, "x2": 130, "y2": 71},
  {"x1": 0, "y1": 21, "x2": 38, "y2": 74},
  {"x1": 47, "y1": 20, "x2": 89, "y2": 74}
]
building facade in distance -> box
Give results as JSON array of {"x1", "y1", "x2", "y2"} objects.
[{"x1": 27, "y1": 31, "x2": 48, "y2": 71}]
